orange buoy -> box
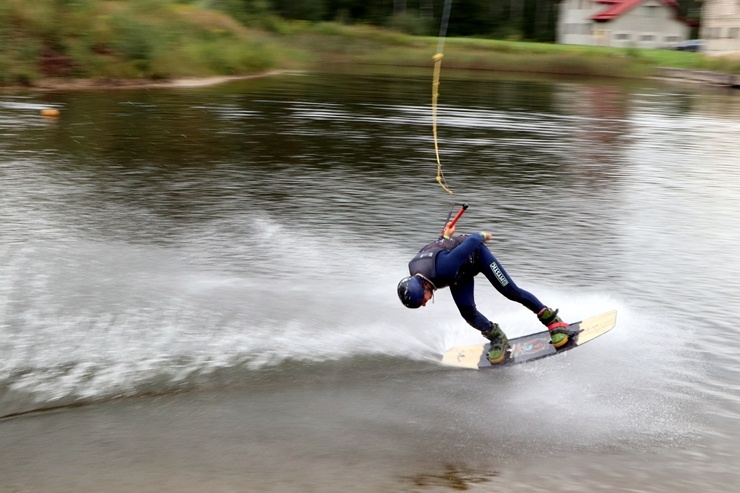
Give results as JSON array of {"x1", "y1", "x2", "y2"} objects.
[{"x1": 40, "y1": 108, "x2": 60, "y2": 117}]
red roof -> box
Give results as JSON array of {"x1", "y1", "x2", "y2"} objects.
[{"x1": 591, "y1": 0, "x2": 681, "y2": 21}]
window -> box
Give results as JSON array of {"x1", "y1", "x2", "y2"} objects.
[
  {"x1": 616, "y1": 33, "x2": 631, "y2": 40},
  {"x1": 664, "y1": 35, "x2": 679, "y2": 42},
  {"x1": 641, "y1": 34, "x2": 655, "y2": 41},
  {"x1": 730, "y1": 27, "x2": 740, "y2": 39},
  {"x1": 644, "y1": 5, "x2": 658, "y2": 17}
]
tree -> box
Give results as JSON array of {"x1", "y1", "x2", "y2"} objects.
[
  {"x1": 221, "y1": 0, "x2": 559, "y2": 41},
  {"x1": 271, "y1": 0, "x2": 328, "y2": 21}
]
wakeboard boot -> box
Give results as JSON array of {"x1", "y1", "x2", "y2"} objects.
[
  {"x1": 482, "y1": 323, "x2": 510, "y2": 364},
  {"x1": 538, "y1": 307, "x2": 569, "y2": 348}
]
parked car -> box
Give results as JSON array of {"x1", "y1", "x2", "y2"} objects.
[{"x1": 672, "y1": 39, "x2": 702, "y2": 52}]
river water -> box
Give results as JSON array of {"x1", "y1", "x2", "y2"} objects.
[{"x1": 1, "y1": 69, "x2": 739, "y2": 492}]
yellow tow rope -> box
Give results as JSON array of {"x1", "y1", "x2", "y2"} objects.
[
  {"x1": 432, "y1": 52, "x2": 451, "y2": 195},
  {"x1": 432, "y1": 0, "x2": 454, "y2": 196}
]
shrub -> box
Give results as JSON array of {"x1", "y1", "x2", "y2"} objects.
[{"x1": 385, "y1": 12, "x2": 433, "y2": 36}]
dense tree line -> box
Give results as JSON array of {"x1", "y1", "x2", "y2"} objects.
[
  {"x1": 215, "y1": 0, "x2": 701, "y2": 42},
  {"x1": 217, "y1": 0, "x2": 557, "y2": 41}
]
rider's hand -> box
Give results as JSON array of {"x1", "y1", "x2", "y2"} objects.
[
  {"x1": 442, "y1": 222, "x2": 456, "y2": 239},
  {"x1": 480, "y1": 231, "x2": 492, "y2": 242}
]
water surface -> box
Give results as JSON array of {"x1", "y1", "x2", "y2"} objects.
[{"x1": 1, "y1": 70, "x2": 739, "y2": 492}]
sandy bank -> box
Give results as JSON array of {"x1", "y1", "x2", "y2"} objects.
[{"x1": 13, "y1": 70, "x2": 293, "y2": 92}]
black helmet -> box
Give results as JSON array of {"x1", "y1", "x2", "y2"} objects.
[{"x1": 397, "y1": 276, "x2": 426, "y2": 309}]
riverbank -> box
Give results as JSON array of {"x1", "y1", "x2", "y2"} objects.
[
  {"x1": 20, "y1": 66, "x2": 740, "y2": 95},
  {"x1": 655, "y1": 67, "x2": 740, "y2": 87},
  {"x1": 2, "y1": 0, "x2": 739, "y2": 91},
  {"x1": 18, "y1": 70, "x2": 293, "y2": 92}
]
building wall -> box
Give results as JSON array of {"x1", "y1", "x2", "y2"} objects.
[
  {"x1": 559, "y1": 0, "x2": 690, "y2": 48},
  {"x1": 701, "y1": 0, "x2": 740, "y2": 54},
  {"x1": 558, "y1": 0, "x2": 600, "y2": 45}
]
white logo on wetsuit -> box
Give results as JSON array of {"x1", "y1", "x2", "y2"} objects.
[{"x1": 490, "y1": 261, "x2": 509, "y2": 287}]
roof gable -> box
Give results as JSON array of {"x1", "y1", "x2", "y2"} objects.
[{"x1": 591, "y1": 0, "x2": 681, "y2": 21}]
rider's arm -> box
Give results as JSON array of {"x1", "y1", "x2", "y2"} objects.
[{"x1": 435, "y1": 232, "x2": 490, "y2": 277}]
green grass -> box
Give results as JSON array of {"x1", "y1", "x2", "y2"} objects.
[
  {"x1": 0, "y1": 0, "x2": 294, "y2": 84},
  {"x1": 0, "y1": 0, "x2": 737, "y2": 87}
]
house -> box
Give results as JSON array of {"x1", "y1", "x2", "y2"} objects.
[
  {"x1": 558, "y1": 0, "x2": 692, "y2": 49},
  {"x1": 701, "y1": 0, "x2": 740, "y2": 54}
]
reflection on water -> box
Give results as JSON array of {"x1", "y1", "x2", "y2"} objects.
[{"x1": 1, "y1": 71, "x2": 740, "y2": 491}]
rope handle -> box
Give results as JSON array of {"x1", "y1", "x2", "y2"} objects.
[{"x1": 442, "y1": 203, "x2": 468, "y2": 237}]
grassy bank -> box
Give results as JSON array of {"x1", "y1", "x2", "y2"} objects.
[
  {"x1": 0, "y1": 0, "x2": 286, "y2": 85},
  {"x1": 1, "y1": 0, "x2": 739, "y2": 88}
]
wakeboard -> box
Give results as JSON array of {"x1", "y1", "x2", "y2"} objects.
[{"x1": 441, "y1": 310, "x2": 617, "y2": 369}]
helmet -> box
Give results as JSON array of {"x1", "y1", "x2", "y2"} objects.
[{"x1": 397, "y1": 276, "x2": 426, "y2": 309}]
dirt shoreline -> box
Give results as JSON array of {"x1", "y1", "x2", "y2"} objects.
[
  {"x1": 7, "y1": 67, "x2": 739, "y2": 92},
  {"x1": 10, "y1": 70, "x2": 293, "y2": 92}
]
